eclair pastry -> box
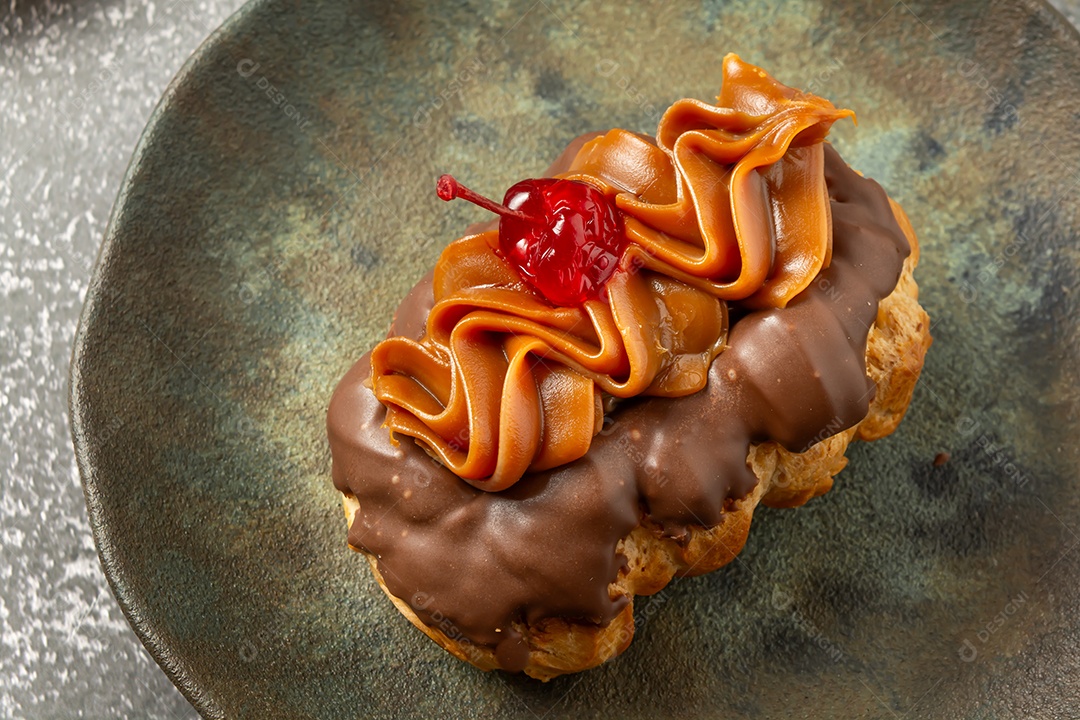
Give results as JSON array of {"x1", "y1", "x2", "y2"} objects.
[{"x1": 327, "y1": 54, "x2": 931, "y2": 680}]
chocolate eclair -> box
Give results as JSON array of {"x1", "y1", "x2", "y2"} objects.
[{"x1": 327, "y1": 54, "x2": 931, "y2": 679}]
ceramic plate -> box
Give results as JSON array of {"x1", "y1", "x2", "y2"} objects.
[{"x1": 71, "y1": 0, "x2": 1080, "y2": 717}]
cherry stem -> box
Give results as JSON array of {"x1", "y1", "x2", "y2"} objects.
[{"x1": 437, "y1": 174, "x2": 532, "y2": 222}]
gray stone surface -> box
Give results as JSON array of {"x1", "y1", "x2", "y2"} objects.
[
  {"x1": 1054, "y1": 0, "x2": 1080, "y2": 24},
  {"x1": 1, "y1": 0, "x2": 1078, "y2": 718},
  {"x1": 1, "y1": 1, "x2": 244, "y2": 717}
]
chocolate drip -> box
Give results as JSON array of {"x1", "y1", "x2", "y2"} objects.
[{"x1": 327, "y1": 143, "x2": 909, "y2": 664}]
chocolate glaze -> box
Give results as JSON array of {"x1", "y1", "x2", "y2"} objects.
[{"x1": 327, "y1": 143, "x2": 909, "y2": 668}]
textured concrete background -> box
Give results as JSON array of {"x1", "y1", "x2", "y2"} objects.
[
  {"x1": 1, "y1": 0, "x2": 1078, "y2": 718},
  {"x1": 1056, "y1": 0, "x2": 1080, "y2": 23},
  {"x1": 2, "y1": 2, "x2": 243, "y2": 717}
]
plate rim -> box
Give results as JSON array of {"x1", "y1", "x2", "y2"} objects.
[{"x1": 68, "y1": 0, "x2": 266, "y2": 717}]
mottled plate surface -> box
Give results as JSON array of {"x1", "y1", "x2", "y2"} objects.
[{"x1": 70, "y1": 0, "x2": 1080, "y2": 717}]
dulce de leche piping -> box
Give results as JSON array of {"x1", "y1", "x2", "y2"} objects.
[
  {"x1": 328, "y1": 142, "x2": 912, "y2": 670},
  {"x1": 370, "y1": 54, "x2": 854, "y2": 491}
]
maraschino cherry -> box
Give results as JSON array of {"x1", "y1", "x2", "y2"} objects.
[{"x1": 436, "y1": 174, "x2": 627, "y2": 306}]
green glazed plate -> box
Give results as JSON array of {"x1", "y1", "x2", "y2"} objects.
[{"x1": 71, "y1": 0, "x2": 1080, "y2": 717}]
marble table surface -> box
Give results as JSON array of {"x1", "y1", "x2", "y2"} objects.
[{"x1": 1, "y1": 0, "x2": 1078, "y2": 717}]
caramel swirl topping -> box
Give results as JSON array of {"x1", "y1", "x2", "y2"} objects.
[{"x1": 370, "y1": 54, "x2": 854, "y2": 491}]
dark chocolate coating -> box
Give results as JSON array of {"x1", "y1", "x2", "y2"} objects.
[{"x1": 327, "y1": 144, "x2": 909, "y2": 667}]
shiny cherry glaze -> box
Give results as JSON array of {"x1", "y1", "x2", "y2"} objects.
[{"x1": 437, "y1": 175, "x2": 627, "y2": 306}]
